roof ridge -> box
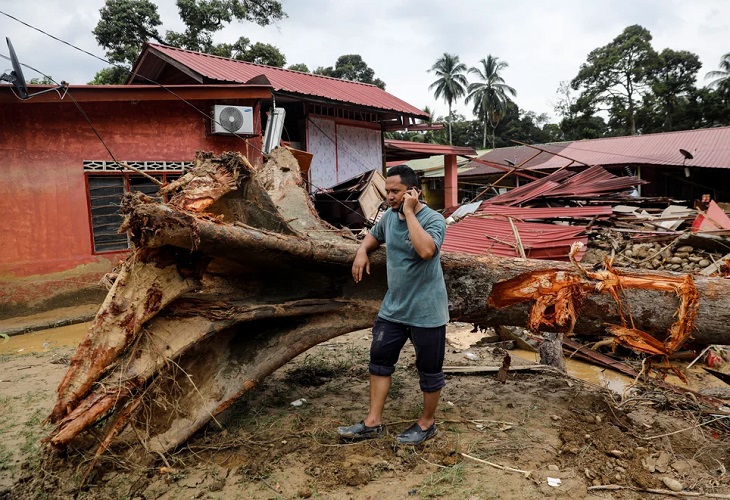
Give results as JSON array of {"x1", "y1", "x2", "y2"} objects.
[
  {"x1": 570, "y1": 125, "x2": 730, "y2": 143},
  {"x1": 147, "y1": 42, "x2": 384, "y2": 89}
]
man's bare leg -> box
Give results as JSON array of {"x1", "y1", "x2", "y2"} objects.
[
  {"x1": 364, "y1": 374, "x2": 391, "y2": 427},
  {"x1": 417, "y1": 389, "x2": 441, "y2": 429}
]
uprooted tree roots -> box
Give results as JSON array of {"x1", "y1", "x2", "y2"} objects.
[{"x1": 44, "y1": 148, "x2": 730, "y2": 476}]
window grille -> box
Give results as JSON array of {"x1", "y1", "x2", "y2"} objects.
[{"x1": 85, "y1": 161, "x2": 184, "y2": 253}]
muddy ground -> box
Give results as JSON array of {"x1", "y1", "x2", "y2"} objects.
[{"x1": 2, "y1": 323, "x2": 730, "y2": 499}]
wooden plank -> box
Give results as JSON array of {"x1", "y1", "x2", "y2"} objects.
[{"x1": 443, "y1": 364, "x2": 546, "y2": 374}]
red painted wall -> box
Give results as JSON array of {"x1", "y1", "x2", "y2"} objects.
[{"x1": 0, "y1": 97, "x2": 262, "y2": 315}]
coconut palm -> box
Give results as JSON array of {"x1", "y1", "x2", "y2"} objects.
[
  {"x1": 705, "y1": 52, "x2": 730, "y2": 93},
  {"x1": 421, "y1": 105, "x2": 435, "y2": 125},
  {"x1": 466, "y1": 55, "x2": 517, "y2": 149},
  {"x1": 428, "y1": 53, "x2": 468, "y2": 145}
]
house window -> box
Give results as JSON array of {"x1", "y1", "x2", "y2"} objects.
[
  {"x1": 88, "y1": 176, "x2": 128, "y2": 253},
  {"x1": 85, "y1": 161, "x2": 189, "y2": 253},
  {"x1": 428, "y1": 178, "x2": 444, "y2": 190}
]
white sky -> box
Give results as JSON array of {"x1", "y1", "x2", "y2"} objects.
[{"x1": 1, "y1": 0, "x2": 728, "y2": 123}]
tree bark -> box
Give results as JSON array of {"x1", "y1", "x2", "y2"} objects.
[{"x1": 46, "y1": 147, "x2": 730, "y2": 464}]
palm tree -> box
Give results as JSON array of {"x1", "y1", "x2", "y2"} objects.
[
  {"x1": 466, "y1": 55, "x2": 517, "y2": 149},
  {"x1": 421, "y1": 105, "x2": 436, "y2": 125},
  {"x1": 428, "y1": 53, "x2": 468, "y2": 145},
  {"x1": 705, "y1": 52, "x2": 730, "y2": 94}
]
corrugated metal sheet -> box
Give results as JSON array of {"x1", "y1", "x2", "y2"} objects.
[
  {"x1": 481, "y1": 170, "x2": 573, "y2": 206},
  {"x1": 442, "y1": 216, "x2": 588, "y2": 261},
  {"x1": 535, "y1": 127, "x2": 730, "y2": 170},
  {"x1": 462, "y1": 142, "x2": 572, "y2": 176},
  {"x1": 145, "y1": 44, "x2": 426, "y2": 117},
  {"x1": 384, "y1": 140, "x2": 477, "y2": 157},
  {"x1": 474, "y1": 205, "x2": 613, "y2": 219},
  {"x1": 481, "y1": 166, "x2": 643, "y2": 205}
]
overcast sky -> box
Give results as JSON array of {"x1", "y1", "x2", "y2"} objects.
[{"x1": 1, "y1": 0, "x2": 728, "y2": 123}]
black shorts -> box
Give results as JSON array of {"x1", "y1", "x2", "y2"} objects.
[{"x1": 368, "y1": 316, "x2": 446, "y2": 393}]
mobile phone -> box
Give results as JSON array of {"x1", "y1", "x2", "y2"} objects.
[{"x1": 397, "y1": 186, "x2": 419, "y2": 213}]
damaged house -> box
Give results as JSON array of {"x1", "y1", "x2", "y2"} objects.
[
  {"x1": 459, "y1": 127, "x2": 730, "y2": 204},
  {"x1": 0, "y1": 43, "x2": 433, "y2": 317}
]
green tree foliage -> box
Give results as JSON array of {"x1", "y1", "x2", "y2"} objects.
[
  {"x1": 209, "y1": 36, "x2": 285, "y2": 66},
  {"x1": 705, "y1": 52, "x2": 730, "y2": 104},
  {"x1": 314, "y1": 55, "x2": 386, "y2": 89},
  {"x1": 92, "y1": 0, "x2": 285, "y2": 82},
  {"x1": 570, "y1": 25, "x2": 660, "y2": 136},
  {"x1": 447, "y1": 117, "x2": 482, "y2": 149},
  {"x1": 93, "y1": 0, "x2": 164, "y2": 65},
  {"x1": 637, "y1": 49, "x2": 701, "y2": 132},
  {"x1": 29, "y1": 76, "x2": 56, "y2": 84},
  {"x1": 428, "y1": 53, "x2": 468, "y2": 145},
  {"x1": 686, "y1": 87, "x2": 730, "y2": 128},
  {"x1": 88, "y1": 66, "x2": 129, "y2": 85},
  {"x1": 287, "y1": 63, "x2": 310, "y2": 73},
  {"x1": 465, "y1": 55, "x2": 517, "y2": 149},
  {"x1": 421, "y1": 105, "x2": 436, "y2": 125}
]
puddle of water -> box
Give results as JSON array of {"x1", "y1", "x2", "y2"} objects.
[
  {"x1": 0, "y1": 322, "x2": 90, "y2": 355},
  {"x1": 512, "y1": 348, "x2": 634, "y2": 393},
  {"x1": 512, "y1": 348, "x2": 730, "y2": 395}
]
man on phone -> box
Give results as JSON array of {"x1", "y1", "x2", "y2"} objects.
[{"x1": 337, "y1": 164, "x2": 449, "y2": 445}]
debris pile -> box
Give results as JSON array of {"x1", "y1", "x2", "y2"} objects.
[
  {"x1": 587, "y1": 236, "x2": 725, "y2": 274},
  {"x1": 442, "y1": 165, "x2": 730, "y2": 278}
]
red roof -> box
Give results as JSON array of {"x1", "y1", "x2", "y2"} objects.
[
  {"x1": 384, "y1": 140, "x2": 477, "y2": 161},
  {"x1": 442, "y1": 216, "x2": 588, "y2": 261},
  {"x1": 535, "y1": 127, "x2": 730, "y2": 170},
  {"x1": 462, "y1": 142, "x2": 572, "y2": 176},
  {"x1": 474, "y1": 205, "x2": 613, "y2": 219},
  {"x1": 482, "y1": 166, "x2": 644, "y2": 206},
  {"x1": 134, "y1": 43, "x2": 427, "y2": 118}
]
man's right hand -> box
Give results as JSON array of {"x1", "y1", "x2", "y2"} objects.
[{"x1": 352, "y1": 249, "x2": 370, "y2": 283}]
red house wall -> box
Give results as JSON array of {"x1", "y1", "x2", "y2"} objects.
[{"x1": 0, "y1": 97, "x2": 262, "y2": 317}]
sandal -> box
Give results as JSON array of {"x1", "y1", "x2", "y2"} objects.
[
  {"x1": 396, "y1": 422, "x2": 437, "y2": 445},
  {"x1": 337, "y1": 421, "x2": 385, "y2": 441}
]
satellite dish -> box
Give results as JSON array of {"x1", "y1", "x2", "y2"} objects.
[
  {"x1": 679, "y1": 148, "x2": 694, "y2": 160},
  {"x1": 1, "y1": 37, "x2": 29, "y2": 99}
]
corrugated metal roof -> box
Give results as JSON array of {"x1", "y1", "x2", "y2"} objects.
[
  {"x1": 141, "y1": 44, "x2": 427, "y2": 117},
  {"x1": 535, "y1": 127, "x2": 730, "y2": 170},
  {"x1": 481, "y1": 170, "x2": 573, "y2": 206},
  {"x1": 462, "y1": 142, "x2": 572, "y2": 176},
  {"x1": 442, "y1": 216, "x2": 588, "y2": 261},
  {"x1": 481, "y1": 166, "x2": 644, "y2": 205},
  {"x1": 474, "y1": 205, "x2": 613, "y2": 219},
  {"x1": 384, "y1": 140, "x2": 477, "y2": 160}
]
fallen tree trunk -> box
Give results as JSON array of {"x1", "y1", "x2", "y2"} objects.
[{"x1": 47, "y1": 147, "x2": 730, "y2": 465}]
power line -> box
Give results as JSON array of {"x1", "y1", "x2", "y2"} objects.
[{"x1": 0, "y1": 9, "x2": 373, "y2": 225}]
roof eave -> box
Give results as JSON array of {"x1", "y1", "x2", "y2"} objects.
[{"x1": 0, "y1": 84, "x2": 272, "y2": 104}]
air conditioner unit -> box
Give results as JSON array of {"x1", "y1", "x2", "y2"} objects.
[{"x1": 211, "y1": 105, "x2": 254, "y2": 135}]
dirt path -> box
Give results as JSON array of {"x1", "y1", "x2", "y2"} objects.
[{"x1": 2, "y1": 324, "x2": 730, "y2": 499}]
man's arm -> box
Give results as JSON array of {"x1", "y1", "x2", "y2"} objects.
[
  {"x1": 402, "y1": 190, "x2": 437, "y2": 260},
  {"x1": 352, "y1": 232, "x2": 381, "y2": 283}
]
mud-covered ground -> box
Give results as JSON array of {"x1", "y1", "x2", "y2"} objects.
[{"x1": 2, "y1": 324, "x2": 730, "y2": 499}]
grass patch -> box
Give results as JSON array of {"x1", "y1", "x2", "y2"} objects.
[
  {"x1": 418, "y1": 463, "x2": 467, "y2": 498},
  {"x1": 285, "y1": 351, "x2": 357, "y2": 387}
]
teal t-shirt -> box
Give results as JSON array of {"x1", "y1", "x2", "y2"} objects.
[{"x1": 370, "y1": 205, "x2": 449, "y2": 328}]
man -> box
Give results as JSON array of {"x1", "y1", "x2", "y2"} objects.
[{"x1": 337, "y1": 165, "x2": 449, "y2": 445}]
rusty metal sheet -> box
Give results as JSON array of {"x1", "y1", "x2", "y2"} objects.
[{"x1": 442, "y1": 216, "x2": 588, "y2": 260}]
